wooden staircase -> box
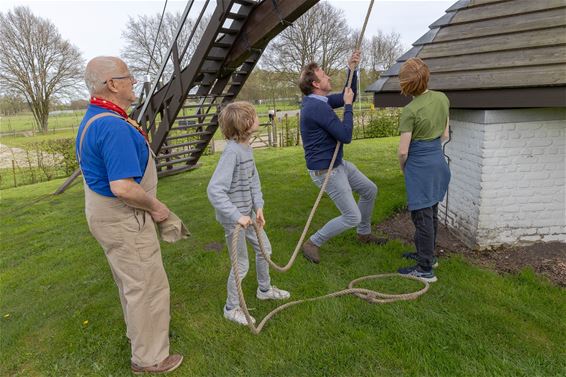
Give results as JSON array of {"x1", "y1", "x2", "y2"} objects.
[
  {"x1": 54, "y1": 0, "x2": 319, "y2": 194},
  {"x1": 131, "y1": 0, "x2": 263, "y2": 176}
]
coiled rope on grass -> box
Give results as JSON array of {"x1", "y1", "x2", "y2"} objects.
[{"x1": 229, "y1": 222, "x2": 430, "y2": 335}]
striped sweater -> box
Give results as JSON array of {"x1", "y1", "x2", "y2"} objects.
[{"x1": 207, "y1": 140, "x2": 264, "y2": 225}]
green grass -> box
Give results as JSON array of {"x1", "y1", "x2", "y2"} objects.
[
  {"x1": 0, "y1": 129, "x2": 79, "y2": 150},
  {"x1": 1, "y1": 138, "x2": 565, "y2": 376},
  {"x1": 0, "y1": 111, "x2": 85, "y2": 134}
]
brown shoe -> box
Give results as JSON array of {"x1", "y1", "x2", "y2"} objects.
[
  {"x1": 131, "y1": 354, "x2": 183, "y2": 374},
  {"x1": 357, "y1": 233, "x2": 388, "y2": 245},
  {"x1": 302, "y1": 239, "x2": 320, "y2": 264}
]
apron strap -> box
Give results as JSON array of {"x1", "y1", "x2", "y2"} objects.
[{"x1": 78, "y1": 112, "x2": 123, "y2": 164}]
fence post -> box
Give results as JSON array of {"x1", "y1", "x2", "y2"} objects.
[
  {"x1": 272, "y1": 114, "x2": 278, "y2": 147},
  {"x1": 12, "y1": 160, "x2": 17, "y2": 187},
  {"x1": 284, "y1": 114, "x2": 289, "y2": 147},
  {"x1": 362, "y1": 112, "x2": 366, "y2": 138},
  {"x1": 267, "y1": 110, "x2": 274, "y2": 147},
  {"x1": 295, "y1": 113, "x2": 300, "y2": 146}
]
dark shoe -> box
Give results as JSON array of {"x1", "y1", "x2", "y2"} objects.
[
  {"x1": 302, "y1": 239, "x2": 320, "y2": 264},
  {"x1": 357, "y1": 233, "x2": 388, "y2": 245},
  {"x1": 131, "y1": 354, "x2": 183, "y2": 374},
  {"x1": 398, "y1": 265, "x2": 437, "y2": 283},
  {"x1": 402, "y1": 252, "x2": 439, "y2": 268}
]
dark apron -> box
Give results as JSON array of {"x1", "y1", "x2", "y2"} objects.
[{"x1": 404, "y1": 138, "x2": 451, "y2": 211}]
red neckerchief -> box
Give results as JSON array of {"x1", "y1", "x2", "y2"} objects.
[
  {"x1": 90, "y1": 96, "x2": 128, "y2": 118},
  {"x1": 89, "y1": 96, "x2": 148, "y2": 141}
]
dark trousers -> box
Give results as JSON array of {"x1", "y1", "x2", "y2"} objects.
[{"x1": 410, "y1": 203, "x2": 438, "y2": 271}]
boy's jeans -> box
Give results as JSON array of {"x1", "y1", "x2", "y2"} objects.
[
  {"x1": 308, "y1": 160, "x2": 377, "y2": 246},
  {"x1": 223, "y1": 223, "x2": 272, "y2": 309}
]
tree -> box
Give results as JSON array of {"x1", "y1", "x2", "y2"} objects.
[
  {"x1": 0, "y1": 94, "x2": 27, "y2": 116},
  {"x1": 0, "y1": 6, "x2": 84, "y2": 133},
  {"x1": 260, "y1": 2, "x2": 352, "y2": 84},
  {"x1": 363, "y1": 31, "x2": 404, "y2": 82},
  {"x1": 121, "y1": 12, "x2": 207, "y2": 86}
]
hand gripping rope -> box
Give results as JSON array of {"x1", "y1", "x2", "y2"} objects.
[{"x1": 228, "y1": 0, "x2": 430, "y2": 334}]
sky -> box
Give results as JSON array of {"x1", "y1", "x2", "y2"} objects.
[{"x1": 0, "y1": 0, "x2": 453, "y2": 62}]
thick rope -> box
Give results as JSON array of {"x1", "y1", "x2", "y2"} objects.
[
  {"x1": 230, "y1": 223, "x2": 430, "y2": 335},
  {"x1": 226, "y1": 0, "x2": 429, "y2": 334},
  {"x1": 251, "y1": 0, "x2": 375, "y2": 274}
]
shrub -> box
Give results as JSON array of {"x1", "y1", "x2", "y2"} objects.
[
  {"x1": 364, "y1": 108, "x2": 400, "y2": 138},
  {"x1": 32, "y1": 138, "x2": 78, "y2": 175}
]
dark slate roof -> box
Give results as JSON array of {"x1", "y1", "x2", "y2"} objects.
[{"x1": 367, "y1": 0, "x2": 566, "y2": 108}]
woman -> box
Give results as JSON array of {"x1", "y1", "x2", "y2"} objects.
[{"x1": 397, "y1": 58, "x2": 450, "y2": 283}]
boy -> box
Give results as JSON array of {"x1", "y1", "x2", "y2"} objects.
[{"x1": 207, "y1": 101, "x2": 291, "y2": 325}]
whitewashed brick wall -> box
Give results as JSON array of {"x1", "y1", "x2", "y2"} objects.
[
  {"x1": 438, "y1": 119, "x2": 484, "y2": 246},
  {"x1": 440, "y1": 109, "x2": 565, "y2": 249}
]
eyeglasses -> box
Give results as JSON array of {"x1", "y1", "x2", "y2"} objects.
[{"x1": 103, "y1": 74, "x2": 135, "y2": 84}]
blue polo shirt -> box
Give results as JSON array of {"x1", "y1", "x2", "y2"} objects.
[{"x1": 76, "y1": 105, "x2": 149, "y2": 197}]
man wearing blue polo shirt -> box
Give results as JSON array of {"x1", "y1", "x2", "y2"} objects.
[
  {"x1": 76, "y1": 56, "x2": 182, "y2": 374},
  {"x1": 298, "y1": 51, "x2": 387, "y2": 264}
]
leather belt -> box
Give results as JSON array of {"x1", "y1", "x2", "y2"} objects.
[{"x1": 312, "y1": 169, "x2": 328, "y2": 176}]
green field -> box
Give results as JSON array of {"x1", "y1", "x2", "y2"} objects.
[
  {"x1": 0, "y1": 111, "x2": 85, "y2": 134},
  {"x1": 1, "y1": 138, "x2": 564, "y2": 376}
]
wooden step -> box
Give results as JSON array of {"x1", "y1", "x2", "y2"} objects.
[
  {"x1": 226, "y1": 12, "x2": 247, "y2": 21},
  {"x1": 234, "y1": 0, "x2": 256, "y2": 6},
  {"x1": 182, "y1": 103, "x2": 219, "y2": 109},
  {"x1": 156, "y1": 154, "x2": 200, "y2": 168},
  {"x1": 159, "y1": 144, "x2": 207, "y2": 159},
  {"x1": 162, "y1": 139, "x2": 209, "y2": 150},
  {"x1": 212, "y1": 40, "x2": 232, "y2": 48},
  {"x1": 186, "y1": 93, "x2": 235, "y2": 99},
  {"x1": 157, "y1": 163, "x2": 200, "y2": 177},
  {"x1": 219, "y1": 27, "x2": 240, "y2": 35},
  {"x1": 177, "y1": 112, "x2": 216, "y2": 120}
]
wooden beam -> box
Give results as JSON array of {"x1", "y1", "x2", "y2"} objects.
[
  {"x1": 225, "y1": 0, "x2": 320, "y2": 68},
  {"x1": 373, "y1": 87, "x2": 566, "y2": 109}
]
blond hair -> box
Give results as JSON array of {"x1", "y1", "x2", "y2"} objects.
[
  {"x1": 399, "y1": 58, "x2": 430, "y2": 96},
  {"x1": 218, "y1": 101, "x2": 257, "y2": 142}
]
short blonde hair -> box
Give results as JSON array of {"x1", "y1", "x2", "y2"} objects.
[
  {"x1": 399, "y1": 58, "x2": 430, "y2": 96},
  {"x1": 218, "y1": 101, "x2": 257, "y2": 142}
]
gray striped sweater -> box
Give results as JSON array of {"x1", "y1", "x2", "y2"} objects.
[{"x1": 207, "y1": 140, "x2": 264, "y2": 225}]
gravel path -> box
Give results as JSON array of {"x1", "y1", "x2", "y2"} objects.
[{"x1": 0, "y1": 143, "x2": 61, "y2": 169}]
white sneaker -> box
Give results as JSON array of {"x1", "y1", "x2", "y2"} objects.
[
  {"x1": 223, "y1": 306, "x2": 255, "y2": 326},
  {"x1": 256, "y1": 286, "x2": 291, "y2": 300}
]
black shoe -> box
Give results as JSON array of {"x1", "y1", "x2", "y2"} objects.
[
  {"x1": 398, "y1": 265, "x2": 437, "y2": 283},
  {"x1": 402, "y1": 252, "x2": 439, "y2": 268}
]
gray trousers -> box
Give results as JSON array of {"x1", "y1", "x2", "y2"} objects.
[
  {"x1": 223, "y1": 223, "x2": 272, "y2": 309},
  {"x1": 309, "y1": 160, "x2": 377, "y2": 246}
]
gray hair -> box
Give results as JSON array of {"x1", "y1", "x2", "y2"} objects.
[{"x1": 84, "y1": 56, "x2": 120, "y2": 95}]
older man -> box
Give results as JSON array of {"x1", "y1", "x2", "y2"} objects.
[
  {"x1": 298, "y1": 51, "x2": 387, "y2": 264},
  {"x1": 76, "y1": 56, "x2": 182, "y2": 374}
]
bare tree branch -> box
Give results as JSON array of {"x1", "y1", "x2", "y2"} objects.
[
  {"x1": 0, "y1": 6, "x2": 84, "y2": 133},
  {"x1": 260, "y1": 2, "x2": 352, "y2": 85},
  {"x1": 121, "y1": 11, "x2": 205, "y2": 87},
  {"x1": 362, "y1": 31, "x2": 403, "y2": 82}
]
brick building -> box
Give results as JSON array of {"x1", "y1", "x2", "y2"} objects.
[{"x1": 367, "y1": 0, "x2": 566, "y2": 249}]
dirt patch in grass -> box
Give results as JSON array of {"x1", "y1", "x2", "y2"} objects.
[
  {"x1": 204, "y1": 242, "x2": 224, "y2": 253},
  {"x1": 376, "y1": 211, "x2": 566, "y2": 287}
]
